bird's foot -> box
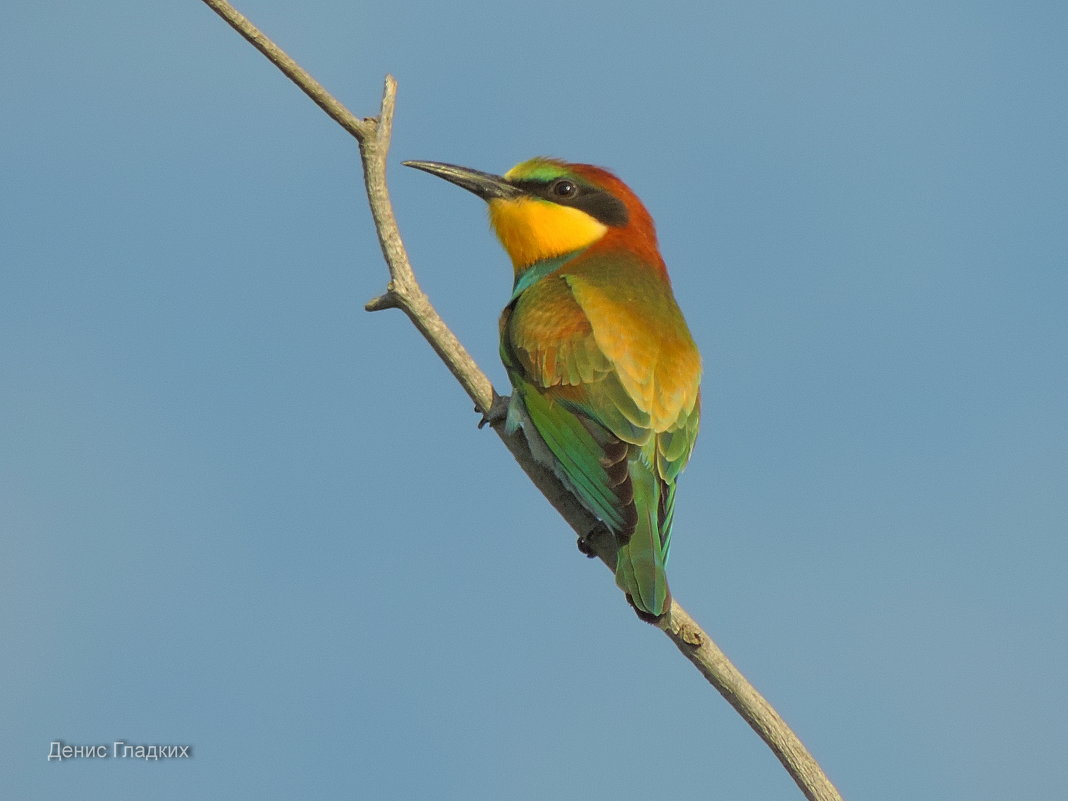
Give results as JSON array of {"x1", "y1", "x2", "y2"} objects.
[
  {"x1": 576, "y1": 532, "x2": 597, "y2": 558},
  {"x1": 477, "y1": 392, "x2": 510, "y2": 429},
  {"x1": 576, "y1": 523, "x2": 611, "y2": 559}
]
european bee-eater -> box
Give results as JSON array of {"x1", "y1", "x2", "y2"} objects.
[{"x1": 404, "y1": 157, "x2": 701, "y2": 618}]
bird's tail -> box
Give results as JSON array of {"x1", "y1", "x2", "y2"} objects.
[{"x1": 614, "y1": 459, "x2": 670, "y2": 618}]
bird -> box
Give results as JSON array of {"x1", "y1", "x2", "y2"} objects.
[{"x1": 404, "y1": 157, "x2": 701, "y2": 619}]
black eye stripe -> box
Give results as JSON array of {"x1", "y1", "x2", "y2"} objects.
[{"x1": 512, "y1": 179, "x2": 629, "y2": 227}]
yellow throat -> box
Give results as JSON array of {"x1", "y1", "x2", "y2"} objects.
[{"x1": 488, "y1": 197, "x2": 608, "y2": 270}]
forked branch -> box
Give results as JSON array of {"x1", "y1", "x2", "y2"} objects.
[{"x1": 200, "y1": 3, "x2": 844, "y2": 800}]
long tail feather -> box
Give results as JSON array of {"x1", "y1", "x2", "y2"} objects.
[{"x1": 614, "y1": 459, "x2": 670, "y2": 616}]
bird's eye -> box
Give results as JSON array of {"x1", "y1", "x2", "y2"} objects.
[{"x1": 549, "y1": 179, "x2": 579, "y2": 199}]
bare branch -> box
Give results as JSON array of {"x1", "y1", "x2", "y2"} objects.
[
  {"x1": 201, "y1": 4, "x2": 845, "y2": 800},
  {"x1": 663, "y1": 606, "x2": 845, "y2": 801},
  {"x1": 201, "y1": 0, "x2": 370, "y2": 141},
  {"x1": 352, "y1": 75, "x2": 498, "y2": 416}
]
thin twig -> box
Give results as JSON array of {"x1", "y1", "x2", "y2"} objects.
[
  {"x1": 201, "y1": 0, "x2": 369, "y2": 141},
  {"x1": 200, "y1": 3, "x2": 845, "y2": 800},
  {"x1": 355, "y1": 77, "x2": 496, "y2": 411}
]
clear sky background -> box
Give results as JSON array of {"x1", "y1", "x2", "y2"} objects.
[{"x1": 3, "y1": 2, "x2": 1066, "y2": 799}]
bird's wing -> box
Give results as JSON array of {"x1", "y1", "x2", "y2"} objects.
[
  {"x1": 562, "y1": 266, "x2": 701, "y2": 559},
  {"x1": 503, "y1": 258, "x2": 700, "y2": 536}
]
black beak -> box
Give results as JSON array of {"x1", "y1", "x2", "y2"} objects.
[{"x1": 403, "y1": 160, "x2": 523, "y2": 201}]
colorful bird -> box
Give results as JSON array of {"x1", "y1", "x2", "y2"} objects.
[{"x1": 404, "y1": 157, "x2": 701, "y2": 619}]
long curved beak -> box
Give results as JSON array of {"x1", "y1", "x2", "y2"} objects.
[{"x1": 402, "y1": 160, "x2": 523, "y2": 201}]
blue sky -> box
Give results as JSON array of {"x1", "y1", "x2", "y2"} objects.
[{"x1": 3, "y1": 2, "x2": 1066, "y2": 799}]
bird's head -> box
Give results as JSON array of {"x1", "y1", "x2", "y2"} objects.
[{"x1": 404, "y1": 157, "x2": 662, "y2": 272}]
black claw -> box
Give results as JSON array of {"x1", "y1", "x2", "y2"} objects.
[
  {"x1": 576, "y1": 524, "x2": 607, "y2": 558},
  {"x1": 478, "y1": 392, "x2": 510, "y2": 429}
]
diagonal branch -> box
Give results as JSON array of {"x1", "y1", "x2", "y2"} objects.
[
  {"x1": 201, "y1": 0, "x2": 369, "y2": 140},
  {"x1": 200, "y1": 3, "x2": 845, "y2": 800}
]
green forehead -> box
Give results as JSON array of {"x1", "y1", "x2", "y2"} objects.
[{"x1": 503, "y1": 158, "x2": 574, "y2": 183}]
